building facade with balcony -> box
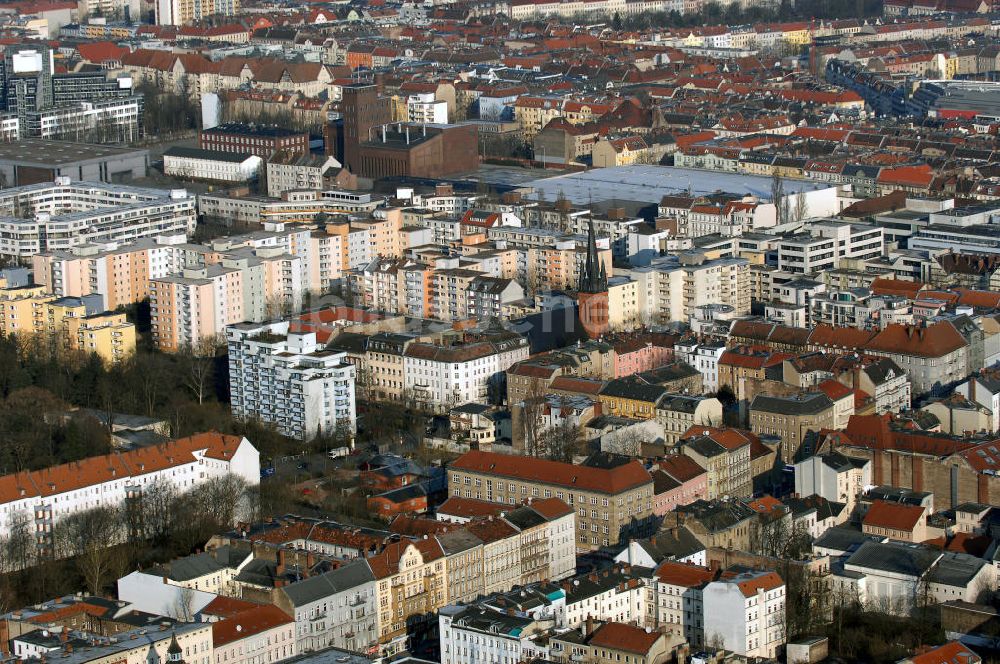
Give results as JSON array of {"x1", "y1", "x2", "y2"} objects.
[{"x1": 227, "y1": 321, "x2": 357, "y2": 440}]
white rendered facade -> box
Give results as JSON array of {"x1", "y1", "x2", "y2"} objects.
[
  {"x1": 702, "y1": 572, "x2": 786, "y2": 659},
  {"x1": 227, "y1": 321, "x2": 357, "y2": 440},
  {"x1": 407, "y1": 93, "x2": 449, "y2": 124},
  {"x1": 778, "y1": 222, "x2": 885, "y2": 275},
  {"x1": 163, "y1": 151, "x2": 262, "y2": 183},
  {"x1": 403, "y1": 336, "x2": 529, "y2": 410},
  {"x1": 0, "y1": 433, "x2": 259, "y2": 560},
  {"x1": 0, "y1": 179, "x2": 195, "y2": 260}
]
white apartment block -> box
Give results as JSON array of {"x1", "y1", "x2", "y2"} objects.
[
  {"x1": 18, "y1": 97, "x2": 144, "y2": 143},
  {"x1": 407, "y1": 93, "x2": 449, "y2": 124},
  {"x1": 674, "y1": 340, "x2": 727, "y2": 393},
  {"x1": 227, "y1": 321, "x2": 357, "y2": 440},
  {"x1": 508, "y1": 0, "x2": 676, "y2": 21},
  {"x1": 403, "y1": 333, "x2": 529, "y2": 411},
  {"x1": 198, "y1": 190, "x2": 381, "y2": 226},
  {"x1": 625, "y1": 256, "x2": 750, "y2": 325},
  {"x1": 702, "y1": 571, "x2": 786, "y2": 659},
  {"x1": 0, "y1": 179, "x2": 195, "y2": 260},
  {"x1": 777, "y1": 222, "x2": 884, "y2": 275},
  {"x1": 439, "y1": 606, "x2": 552, "y2": 664},
  {"x1": 163, "y1": 148, "x2": 262, "y2": 183},
  {"x1": 687, "y1": 199, "x2": 777, "y2": 238},
  {"x1": 0, "y1": 433, "x2": 259, "y2": 561},
  {"x1": 273, "y1": 560, "x2": 379, "y2": 655},
  {"x1": 653, "y1": 562, "x2": 715, "y2": 647},
  {"x1": 156, "y1": 0, "x2": 239, "y2": 26},
  {"x1": 559, "y1": 566, "x2": 651, "y2": 630},
  {"x1": 794, "y1": 452, "x2": 871, "y2": 514},
  {"x1": 266, "y1": 155, "x2": 341, "y2": 198}
]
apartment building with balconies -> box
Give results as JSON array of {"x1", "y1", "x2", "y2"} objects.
[{"x1": 227, "y1": 321, "x2": 357, "y2": 440}]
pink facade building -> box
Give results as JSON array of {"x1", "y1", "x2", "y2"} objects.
[
  {"x1": 613, "y1": 338, "x2": 674, "y2": 378},
  {"x1": 652, "y1": 455, "x2": 708, "y2": 515}
]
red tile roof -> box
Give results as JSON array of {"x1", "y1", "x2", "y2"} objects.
[
  {"x1": 366, "y1": 539, "x2": 444, "y2": 579},
  {"x1": 201, "y1": 596, "x2": 262, "y2": 620},
  {"x1": 656, "y1": 455, "x2": 706, "y2": 483},
  {"x1": 863, "y1": 321, "x2": 967, "y2": 358},
  {"x1": 529, "y1": 496, "x2": 574, "y2": 519},
  {"x1": 680, "y1": 425, "x2": 757, "y2": 451},
  {"x1": 655, "y1": 561, "x2": 715, "y2": 588},
  {"x1": 906, "y1": 641, "x2": 981, "y2": 664},
  {"x1": 0, "y1": 432, "x2": 246, "y2": 504},
  {"x1": 870, "y1": 277, "x2": 927, "y2": 298},
  {"x1": 818, "y1": 378, "x2": 854, "y2": 402},
  {"x1": 863, "y1": 500, "x2": 924, "y2": 532},
  {"x1": 587, "y1": 622, "x2": 662, "y2": 655},
  {"x1": 211, "y1": 605, "x2": 293, "y2": 646},
  {"x1": 76, "y1": 41, "x2": 127, "y2": 64},
  {"x1": 449, "y1": 451, "x2": 651, "y2": 495},
  {"x1": 436, "y1": 496, "x2": 507, "y2": 519},
  {"x1": 733, "y1": 571, "x2": 784, "y2": 597}
]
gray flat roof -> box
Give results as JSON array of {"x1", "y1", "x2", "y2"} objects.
[
  {"x1": 0, "y1": 139, "x2": 149, "y2": 166},
  {"x1": 524, "y1": 165, "x2": 833, "y2": 205}
]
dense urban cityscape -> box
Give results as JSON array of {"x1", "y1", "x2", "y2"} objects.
[{"x1": 0, "y1": 0, "x2": 998, "y2": 662}]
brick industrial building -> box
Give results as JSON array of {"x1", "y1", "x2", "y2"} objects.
[
  {"x1": 328, "y1": 83, "x2": 478, "y2": 180},
  {"x1": 199, "y1": 123, "x2": 309, "y2": 159},
  {"x1": 818, "y1": 413, "x2": 1000, "y2": 510}
]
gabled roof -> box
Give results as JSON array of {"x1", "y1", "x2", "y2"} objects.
[
  {"x1": 863, "y1": 499, "x2": 924, "y2": 532},
  {"x1": 863, "y1": 321, "x2": 967, "y2": 358},
  {"x1": 587, "y1": 622, "x2": 662, "y2": 655},
  {"x1": 211, "y1": 605, "x2": 293, "y2": 646},
  {"x1": 654, "y1": 561, "x2": 715, "y2": 588},
  {"x1": 904, "y1": 641, "x2": 981, "y2": 664},
  {"x1": 449, "y1": 450, "x2": 651, "y2": 495}
]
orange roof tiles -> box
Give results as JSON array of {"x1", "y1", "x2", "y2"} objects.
[
  {"x1": 201, "y1": 596, "x2": 262, "y2": 619},
  {"x1": 366, "y1": 539, "x2": 444, "y2": 579},
  {"x1": 870, "y1": 277, "x2": 927, "y2": 298},
  {"x1": 906, "y1": 641, "x2": 980, "y2": 664},
  {"x1": 437, "y1": 496, "x2": 507, "y2": 519},
  {"x1": 587, "y1": 622, "x2": 662, "y2": 655},
  {"x1": 211, "y1": 605, "x2": 293, "y2": 646},
  {"x1": 734, "y1": 571, "x2": 783, "y2": 597},
  {"x1": 0, "y1": 432, "x2": 246, "y2": 504},
  {"x1": 863, "y1": 500, "x2": 924, "y2": 532},
  {"x1": 656, "y1": 455, "x2": 706, "y2": 483},
  {"x1": 450, "y1": 451, "x2": 651, "y2": 495},
  {"x1": 655, "y1": 561, "x2": 716, "y2": 587},
  {"x1": 818, "y1": 379, "x2": 854, "y2": 402},
  {"x1": 863, "y1": 321, "x2": 967, "y2": 358},
  {"x1": 529, "y1": 497, "x2": 573, "y2": 519}
]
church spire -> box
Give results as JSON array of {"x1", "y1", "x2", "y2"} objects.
[{"x1": 578, "y1": 217, "x2": 607, "y2": 293}]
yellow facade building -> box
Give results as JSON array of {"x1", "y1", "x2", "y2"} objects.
[{"x1": 0, "y1": 284, "x2": 135, "y2": 362}]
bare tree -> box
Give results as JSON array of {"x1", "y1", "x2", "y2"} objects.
[
  {"x1": 539, "y1": 416, "x2": 582, "y2": 462},
  {"x1": 514, "y1": 378, "x2": 547, "y2": 456},
  {"x1": 4, "y1": 510, "x2": 36, "y2": 572},
  {"x1": 771, "y1": 173, "x2": 791, "y2": 226},
  {"x1": 54, "y1": 505, "x2": 124, "y2": 595},
  {"x1": 181, "y1": 336, "x2": 222, "y2": 406},
  {"x1": 192, "y1": 473, "x2": 251, "y2": 530},
  {"x1": 748, "y1": 509, "x2": 807, "y2": 559},
  {"x1": 172, "y1": 586, "x2": 196, "y2": 622},
  {"x1": 604, "y1": 428, "x2": 648, "y2": 456},
  {"x1": 792, "y1": 193, "x2": 809, "y2": 223}
]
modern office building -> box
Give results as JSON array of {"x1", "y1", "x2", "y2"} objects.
[{"x1": 0, "y1": 44, "x2": 142, "y2": 141}]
